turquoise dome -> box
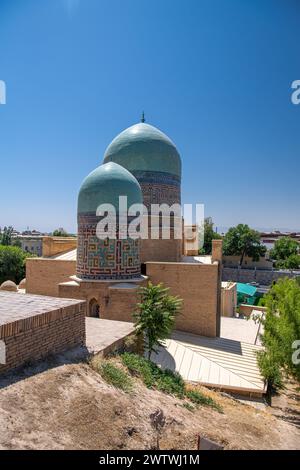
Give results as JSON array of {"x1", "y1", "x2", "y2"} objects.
[
  {"x1": 103, "y1": 123, "x2": 181, "y2": 178},
  {"x1": 78, "y1": 162, "x2": 142, "y2": 214}
]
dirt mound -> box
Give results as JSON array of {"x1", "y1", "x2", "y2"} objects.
[{"x1": 0, "y1": 360, "x2": 299, "y2": 450}]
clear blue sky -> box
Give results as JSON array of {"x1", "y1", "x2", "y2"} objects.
[{"x1": 0, "y1": 0, "x2": 299, "y2": 233}]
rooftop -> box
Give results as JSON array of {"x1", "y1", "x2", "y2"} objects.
[{"x1": 0, "y1": 291, "x2": 84, "y2": 337}]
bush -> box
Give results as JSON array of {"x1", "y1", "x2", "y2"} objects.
[
  {"x1": 258, "y1": 278, "x2": 300, "y2": 388},
  {"x1": 0, "y1": 245, "x2": 32, "y2": 284},
  {"x1": 257, "y1": 351, "x2": 283, "y2": 389},
  {"x1": 155, "y1": 369, "x2": 185, "y2": 398},
  {"x1": 92, "y1": 359, "x2": 133, "y2": 393},
  {"x1": 134, "y1": 283, "x2": 182, "y2": 359},
  {"x1": 121, "y1": 353, "x2": 222, "y2": 411},
  {"x1": 122, "y1": 352, "x2": 185, "y2": 396}
]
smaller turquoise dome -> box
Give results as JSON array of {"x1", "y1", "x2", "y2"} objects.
[{"x1": 78, "y1": 162, "x2": 142, "y2": 214}]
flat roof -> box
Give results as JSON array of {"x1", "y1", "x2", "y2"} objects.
[
  {"x1": 0, "y1": 291, "x2": 84, "y2": 328},
  {"x1": 151, "y1": 328, "x2": 266, "y2": 396},
  {"x1": 50, "y1": 249, "x2": 77, "y2": 260},
  {"x1": 237, "y1": 283, "x2": 257, "y2": 297}
]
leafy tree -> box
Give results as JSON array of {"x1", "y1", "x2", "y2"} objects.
[
  {"x1": 270, "y1": 237, "x2": 300, "y2": 269},
  {"x1": 52, "y1": 228, "x2": 69, "y2": 237},
  {"x1": 199, "y1": 218, "x2": 222, "y2": 255},
  {"x1": 223, "y1": 224, "x2": 266, "y2": 266},
  {"x1": 134, "y1": 282, "x2": 182, "y2": 360},
  {"x1": 258, "y1": 278, "x2": 300, "y2": 388},
  {"x1": 0, "y1": 226, "x2": 13, "y2": 245},
  {"x1": 0, "y1": 245, "x2": 32, "y2": 284}
]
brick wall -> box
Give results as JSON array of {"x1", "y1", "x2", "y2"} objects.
[
  {"x1": 239, "y1": 304, "x2": 267, "y2": 318},
  {"x1": 0, "y1": 298, "x2": 86, "y2": 375},
  {"x1": 26, "y1": 258, "x2": 76, "y2": 297},
  {"x1": 146, "y1": 262, "x2": 220, "y2": 337},
  {"x1": 58, "y1": 278, "x2": 147, "y2": 322},
  {"x1": 104, "y1": 286, "x2": 140, "y2": 322}
]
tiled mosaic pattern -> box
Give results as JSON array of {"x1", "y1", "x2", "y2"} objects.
[
  {"x1": 132, "y1": 170, "x2": 181, "y2": 210},
  {"x1": 77, "y1": 213, "x2": 141, "y2": 280}
]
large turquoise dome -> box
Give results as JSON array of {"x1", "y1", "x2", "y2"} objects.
[
  {"x1": 78, "y1": 161, "x2": 142, "y2": 214},
  {"x1": 103, "y1": 122, "x2": 181, "y2": 177}
]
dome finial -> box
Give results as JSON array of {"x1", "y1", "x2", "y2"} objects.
[{"x1": 141, "y1": 111, "x2": 145, "y2": 123}]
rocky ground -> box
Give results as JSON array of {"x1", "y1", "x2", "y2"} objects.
[{"x1": 0, "y1": 353, "x2": 299, "y2": 450}]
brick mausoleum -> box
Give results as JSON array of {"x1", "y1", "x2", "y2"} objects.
[{"x1": 22, "y1": 118, "x2": 223, "y2": 349}]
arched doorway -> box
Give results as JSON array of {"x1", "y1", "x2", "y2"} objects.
[{"x1": 89, "y1": 298, "x2": 100, "y2": 318}]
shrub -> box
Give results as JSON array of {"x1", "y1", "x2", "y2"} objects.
[
  {"x1": 155, "y1": 369, "x2": 185, "y2": 398},
  {"x1": 134, "y1": 282, "x2": 182, "y2": 359},
  {"x1": 122, "y1": 352, "x2": 185, "y2": 396},
  {"x1": 258, "y1": 278, "x2": 300, "y2": 387},
  {"x1": 0, "y1": 245, "x2": 32, "y2": 284},
  {"x1": 121, "y1": 353, "x2": 222, "y2": 411},
  {"x1": 92, "y1": 359, "x2": 133, "y2": 393}
]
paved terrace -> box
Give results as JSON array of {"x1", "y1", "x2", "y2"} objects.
[
  {"x1": 86, "y1": 318, "x2": 135, "y2": 355},
  {"x1": 0, "y1": 291, "x2": 85, "y2": 338},
  {"x1": 0, "y1": 291, "x2": 135, "y2": 358}
]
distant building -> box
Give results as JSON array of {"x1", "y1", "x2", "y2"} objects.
[
  {"x1": 15, "y1": 235, "x2": 43, "y2": 256},
  {"x1": 260, "y1": 231, "x2": 300, "y2": 250}
]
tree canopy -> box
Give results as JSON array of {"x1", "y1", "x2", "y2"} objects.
[
  {"x1": 52, "y1": 228, "x2": 70, "y2": 237},
  {"x1": 134, "y1": 282, "x2": 182, "y2": 359},
  {"x1": 270, "y1": 237, "x2": 300, "y2": 269},
  {"x1": 0, "y1": 226, "x2": 14, "y2": 245},
  {"x1": 0, "y1": 245, "x2": 32, "y2": 284},
  {"x1": 199, "y1": 218, "x2": 222, "y2": 255},
  {"x1": 223, "y1": 224, "x2": 266, "y2": 266},
  {"x1": 258, "y1": 278, "x2": 300, "y2": 387}
]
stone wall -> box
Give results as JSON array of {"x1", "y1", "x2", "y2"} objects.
[
  {"x1": 0, "y1": 293, "x2": 86, "y2": 375},
  {"x1": 223, "y1": 255, "x2": 273, "y2": 269},
  {"x1": 26, "y1": 258, "x2": 76, "y2": 297},
  {"x1": 222, "y1": 266, "x2": 300, "y2": 285},
  {"x1": 146, "y1": 261, "x2": 220, "y2": 337}
]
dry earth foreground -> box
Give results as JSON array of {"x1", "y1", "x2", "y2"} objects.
[{"x1": 0, "y1": 352, "x2": 299, "y2": 450}]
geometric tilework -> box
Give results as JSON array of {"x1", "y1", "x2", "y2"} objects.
[
  {"x1": 131, "y1": 170, "x2": 181, "y2": 210},
  {"x1": 77, "y1": 213, "x2": 141, "y2": 280}
]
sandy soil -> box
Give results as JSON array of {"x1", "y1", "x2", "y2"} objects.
[{"x1": 0, "y1": 356, "x2": 299, "y2": 450}]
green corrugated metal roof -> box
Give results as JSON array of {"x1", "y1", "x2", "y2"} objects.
[{"x1": 237, "y1": 283, "x2": 257, "y2": 297}]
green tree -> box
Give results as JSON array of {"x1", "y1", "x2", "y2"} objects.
[
  {"x1": 199, "y1": 218, "x2": 222, "y2": 255},
  {"x1": 0, "y1": 245, "x2": 32, "y2": 284},
  {"x1": 270, "y1": 237, "x2": 300, "y2": 269},
  {"x1": 134, "y1": 282, "x2": 182, "y2": 360},
  {"x1": 0, "y1": 226, "x2": 13, "y2": 245},
  {"x1": 223, "y1": 224, "x2": 266, "y2": 266},
  {"x1": 52, "y1": 227, "x2": 69, "y2": 237},
  {"x1": 258, "y1": 278, "x2": 300, "y2": 388}
]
